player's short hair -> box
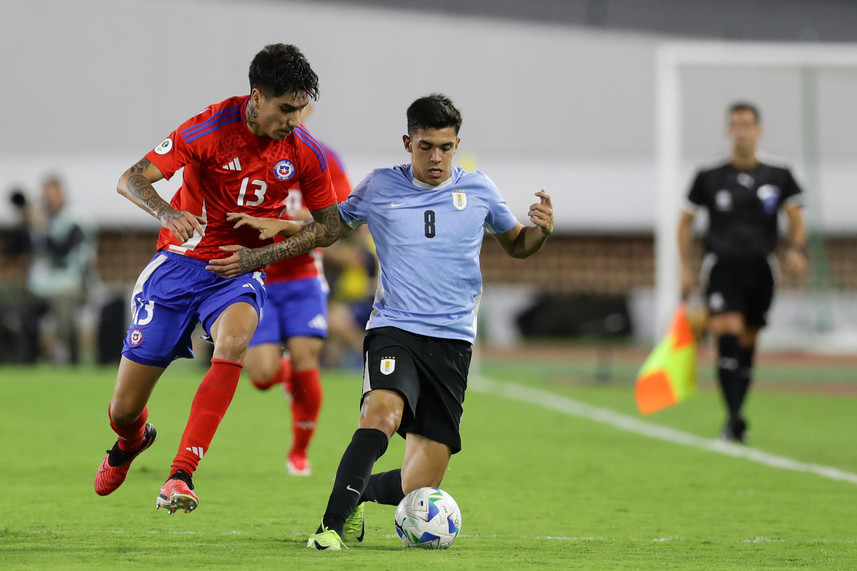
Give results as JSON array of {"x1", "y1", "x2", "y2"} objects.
[
  {"x1": 249, "y1": 44, "x2": 319, "y2": 100},
  {"x1": 728, "y1": 102, "x2": 760, "y2": 124},
  {"x1": 407, "y1": 94, "x2": 462, "y2": 135}
]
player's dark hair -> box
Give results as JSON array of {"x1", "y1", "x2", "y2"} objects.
[
  {"x1": 249, "y1": 44, "x2": 319, "y2": 100},
  {"x1": 406, "y1": 94, "x2": 462, "y2": 135},
  {"x1": 728, "y1": 102, "x2": 760, "y2": 124}
]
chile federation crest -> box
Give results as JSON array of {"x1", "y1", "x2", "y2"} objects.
[{"x1": 274, "y1": 159, "x2": 296, "y2": 181}]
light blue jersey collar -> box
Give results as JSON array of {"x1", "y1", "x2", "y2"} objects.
[{"x1": 410, "y1": 167, "x2": 457, "y2": 190}]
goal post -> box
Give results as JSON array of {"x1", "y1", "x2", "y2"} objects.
[{"x1": 654, "y1": 41, "x2": 857, "y2": 349}]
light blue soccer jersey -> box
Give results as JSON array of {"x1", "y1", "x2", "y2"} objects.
[{"x1": 338, "y1": 164, "x2": 518, "y2": 343}]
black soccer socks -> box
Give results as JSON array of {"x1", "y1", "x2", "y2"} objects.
[
  {"x1": 717, "y1": 334, "x2": 743, "y2": 419},
  {"x1": 736, "y1": 344, "x2": 756, "y2": 410},
  {"x1": 321, "y1": 428, "x2": 389, "y2": 535},
  {"x1": 361, "y1": 469, "x2": 405, "y2": 506}
]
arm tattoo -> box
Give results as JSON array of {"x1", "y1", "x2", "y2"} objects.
[
  {"x1": 236, "y1": 204, "x2": 346, "y2": 272},
  {"x1": 125, "y1": 157, "x2": 173, "y2": 220},
  {"x1": 128, "y1": 157, "x2": 150, "y2": 175}
]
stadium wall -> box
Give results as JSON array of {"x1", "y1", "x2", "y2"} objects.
[{"x1": 4, "y1": 228, "x2": 857, "y2": 350}]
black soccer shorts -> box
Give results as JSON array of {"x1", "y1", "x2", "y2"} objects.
[
  {"x1": 361, "y1": 326, "x2": 472, "y2": 454},
  {"x1": 702, "y1": 256, "x2": 775, "y2": 328}
]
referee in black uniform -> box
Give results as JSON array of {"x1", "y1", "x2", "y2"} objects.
[{"x1": 678, "y1": 102, "x2": 808, "y2": 443}]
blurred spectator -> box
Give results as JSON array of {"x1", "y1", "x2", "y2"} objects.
[
  {"x1": 18, "y1": 175, "x2": 97, "y2": 365},
  {"x1": 4, "y1": 188, "x2": 32, "y2": 258},
  {"x1": 0, "y1": 188, "x2": 33, "y2": 362},
  {"x1": 320, "y1": 225, "x2": 377, "y2": 369}
]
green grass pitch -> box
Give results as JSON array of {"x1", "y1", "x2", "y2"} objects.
[{"x1": 1, "y1": 353, "x2": 856, "y2": 569}]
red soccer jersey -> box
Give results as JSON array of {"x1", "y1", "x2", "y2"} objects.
[
  {"x1": 148, "y1": 96, "x2": 336, "y2": 264},
  {"x1": 264, "y1": 143, "x2": 353, "y2": 283}
]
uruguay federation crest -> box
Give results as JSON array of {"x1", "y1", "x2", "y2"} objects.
[
  {"x1": 451, "y1": 191, "x2": 467, "y2": 210},
  {"x1": 274, "y1": 159, "x2": 296, "y2": 181},
  {"x1": 380, "y1": 358, "x2": 396, "y2": 375}
]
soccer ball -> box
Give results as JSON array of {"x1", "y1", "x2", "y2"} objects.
[{"x1": 394, "y1": 487, "x2": 461, "y2": 549}]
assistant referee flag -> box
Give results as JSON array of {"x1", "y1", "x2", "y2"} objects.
[{"x1": 635, "y1": 303, "x2": 697, "y2": 415}]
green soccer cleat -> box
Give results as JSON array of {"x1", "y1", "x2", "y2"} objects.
[
  {"x1": 306, "y1": 527, "x2": 347, "y2": 551},
  {"x1": 344, "y1": 503, "x2": 365, "y2": 543}
]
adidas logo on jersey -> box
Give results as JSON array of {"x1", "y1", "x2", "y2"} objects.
[
  {"x1": 222, "y1": 157, "x2": 242, "y2": 171},
  {"x1": 185, "y1": 446, "x2": 205, "y2": 459}
]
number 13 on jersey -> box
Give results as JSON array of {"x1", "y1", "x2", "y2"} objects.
[{"x1": 237, "y1": 177, "x2": 267, "y2": 206}]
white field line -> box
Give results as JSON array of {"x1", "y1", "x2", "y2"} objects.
[{"x1": 470, "y1": 376, "x2": 857, "y2": 486}]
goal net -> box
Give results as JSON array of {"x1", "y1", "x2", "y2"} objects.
[{"x1": 655, "y1": 42, "x2": 857, "y2": 352}]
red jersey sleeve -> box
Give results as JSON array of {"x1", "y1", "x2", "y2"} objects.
[
  {"x1": 293, "y1": 125, "x2": 337, "y2": 210},
  {"x1": 145, "y1": 101, "x2": 244, "y2": 179},
  {"x1": 324, "y1": 144, "x2": 354, "y2": 202}
]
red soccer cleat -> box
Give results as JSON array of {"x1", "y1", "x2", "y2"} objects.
[
  {"x1": 287, "y1": 452, "x2": 312, "y2": 476},
  {"x1": 94, "y1": 423, "x2": 157, "y2": 496},
  {"x1": 156, "y1": 471, "x2": 199, "y2": 514}
]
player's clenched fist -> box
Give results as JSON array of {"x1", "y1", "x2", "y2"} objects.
[{"x1": 528, "y1": 190, "x2": 553, "y2": 236}]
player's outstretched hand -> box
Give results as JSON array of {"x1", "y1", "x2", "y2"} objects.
[
  {"x1": 206, "y1": 245, "x2": 254, "y2": 279},
  {"x1": 227, "y1": 212, "x2": 302, "y2": 240},
  {"x1": 161, "y1": 210, "x2": 205, "y2": 243},
  {"x1": 529, "y1": 190, "x2": 553, "y2": 236}
]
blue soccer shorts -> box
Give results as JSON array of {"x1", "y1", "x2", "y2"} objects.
[
  {"x1": 249, "y1": 277, "x2": 329, "y2": 347},
  {"x1": 122, "y1": 251, "x2": 267, "y2": 367}
]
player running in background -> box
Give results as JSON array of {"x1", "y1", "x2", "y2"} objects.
[
  {"x1": 93, "y1": 44, "x2": 337, "y2": 514},
  {"x1": 243, "y1": 104, "x2": 353, "y2": 477},
  {"x1": 678, "y1": 102, "x2": 807, "y2": 443},
  {"x1": 210, "y1": 93, "x2": 554, "y2": 550}
]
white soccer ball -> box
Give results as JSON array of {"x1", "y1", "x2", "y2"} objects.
[{"x1": 394, "y1": 487, "x2": 462, "y2": 549}]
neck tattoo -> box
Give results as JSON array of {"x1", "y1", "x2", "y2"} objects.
[{"x1": 246, "y1": 102, "x2": 259, "y2": 128}]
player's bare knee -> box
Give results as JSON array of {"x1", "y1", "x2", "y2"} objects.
[
  {"x1": 213, "y1": 333, "x2": 252, "y2": 361},
  {"x1": 359, "y1": 390, "x2": 404, "y2": 437},
  {"x1": 247, "y1": 365, "x2": 275, "y2": 384},
  {"x1": 359, "y1": 407, "x2": 401, "y2": 438},
  {"x1": 291, "y1": 354, "x2": 319, "y2": 371},
  {"x1": 244, "y1": 356, "x2": 277, "y2": 383},
  {"x1": 365, "y1": 414, "x2": 400, "y2": 439},
  {"x1": 287, "y1": 338, "x2": 322, "y2": 371}
]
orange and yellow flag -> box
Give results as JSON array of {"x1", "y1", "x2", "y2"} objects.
[{"x1": 634, "y1": 303, "x2": 697, "y2": 415}]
